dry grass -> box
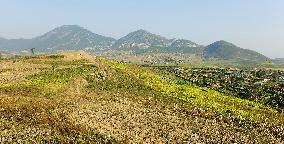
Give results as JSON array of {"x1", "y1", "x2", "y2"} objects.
[
  {"x1": 0, "y1": 52, "x2": 284, "y2": 143},
  {"x1": 0, "y1": 61, "x2": 50, "y2": 84}
]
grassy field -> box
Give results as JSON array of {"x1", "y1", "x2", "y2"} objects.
[{"x1": 0, "y1": 51, "x2": 284, "y2": 143}]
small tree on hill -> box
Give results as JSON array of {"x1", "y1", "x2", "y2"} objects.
[{"x1": 30, "y1": 48, "x2": 36, "y2": 55}]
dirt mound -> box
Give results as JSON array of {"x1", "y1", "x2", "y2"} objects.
[
  {"x1": 61, "y1": 50, "x2": 95, "y2": 61},
  {"x1": 0, "y1": 51, "x2": 13, "y2": 58}
]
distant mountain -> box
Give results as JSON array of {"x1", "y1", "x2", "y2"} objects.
[
  {"x1": 0, "y1": 25, "x2": 115, "y2": 53},
  {"x1": 204, "y1": 40, "x2": 269, "y2": 61},
  {"x1": 111, "y1": 30, "x2": 205, "y2": 55},
  {"x1": 0, "y1": 25, "x2": 273, "y2": 63},
  {"x1": 33, "y1": 25, "x2": 115, "y2": 51},
  {"x1": 165, "y1": 39, "x2": 204, "y2": 54},
  {"x1": 0, "y1": 38, "x2": 31, "y2": 52},
  {"x1": 0, "y1": 37, "x2": 6, "y2": 41},
  {"x1": 112, "y1": 29, "x2": 171, "y2": 50},
  {"x1": 273, "y1": 58, "x2": 284, "y2": 65}
]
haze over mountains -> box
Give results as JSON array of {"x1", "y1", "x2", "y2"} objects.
[{"x1": 0, "y1": 25, "x2": 270, "y2": 62}]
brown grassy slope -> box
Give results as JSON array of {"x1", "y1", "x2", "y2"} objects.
[{"x1": 0, "y1": 52, "x2": 283, "y2": 143}]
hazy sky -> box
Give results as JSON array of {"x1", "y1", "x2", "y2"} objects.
[{"x1": 0, "y1": 0, "x2": 283, "y2": 58}]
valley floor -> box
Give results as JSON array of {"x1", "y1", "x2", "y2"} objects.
[{"x1": 0, "y1": 52, "x2": 284, "y2": 143}]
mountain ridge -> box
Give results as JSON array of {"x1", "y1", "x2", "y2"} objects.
[
  {"x1": 165, "y1": 39, "x2": 205, "y2": 54},
  {"x1": 0, "y1": 25, "x2": 116, "y2": 52},
  {"x1": 112, "y1": 29, "x2": 172, "y2": 50},
  {"x1": 0, "y1": 25, "x2": 271, "y2": 62}
]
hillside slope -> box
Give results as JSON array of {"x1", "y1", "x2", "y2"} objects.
[
  {"x1": 204, "y1": 40, "x2": 269, "y2": 61},
  {"x1": 0, "y1": 52, "x2": 283, "y2": 143}
]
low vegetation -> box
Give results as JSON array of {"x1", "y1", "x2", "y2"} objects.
[{"x1": 150, "y1": 66, "x2": 284, "y2": 111}]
